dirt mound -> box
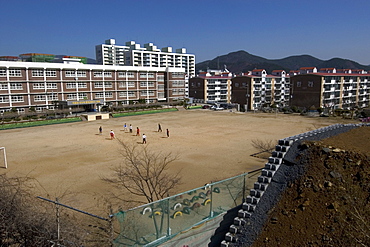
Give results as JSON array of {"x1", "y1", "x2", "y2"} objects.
[{"x1": 250, "y1": 127, "x2": 370, "y2": 247}]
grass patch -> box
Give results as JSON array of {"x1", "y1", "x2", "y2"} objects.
[
  {"x1": 0, "y1": 117, "x2": 82, "y2": 130},
  {"x1": 187, "y1": 105, "x2": 202, "y2": 110}
]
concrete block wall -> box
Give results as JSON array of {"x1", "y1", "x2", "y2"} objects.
[{"x1": 219, "y1": 123, "x2": 369, "y2": 247}]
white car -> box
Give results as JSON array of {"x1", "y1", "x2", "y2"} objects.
[{"x1": 214, "y1": 107, "x2": 224, "y2": 111}]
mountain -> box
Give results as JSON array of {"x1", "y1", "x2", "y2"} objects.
[{"x1": 196, "y1": 51, "x2": 370, "y2": 74}]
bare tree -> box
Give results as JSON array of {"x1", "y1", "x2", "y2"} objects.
[
  {"x1": 251, "y1": 138, "x2": 276, "y2": 153},
  {"x1": 0, "y1": 174, "x2": 91, "y2": 246},
  {"x1": 103, "y1": 140, "x2": 181, "y2": 243},
  {"x1": 103, "y1": 139, "x2": 181, "y2": 204}
]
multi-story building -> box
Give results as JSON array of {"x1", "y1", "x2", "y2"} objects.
[
  {"x1": 188, "y1": 70, "x2": 232, "y2": 104},
  {"x1": 231, "y1": 69, "x2": 290, "y2": 111},
  {"x1": 0, "y1": 61, "x2": 186, "y2": 114},
  {"x1": 96, "y1": 39, "x2": 195, "y2": 97},
  {"x1": 95, "y1": 39, "x2": 128, "y2": 66},
  {"x1": 290, "y1": 67, "x2": 370, "y2": 110}
]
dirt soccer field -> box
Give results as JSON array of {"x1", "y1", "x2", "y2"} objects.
[{"x1": 0, "y1": 109, "x2": 357, "y2": 213}]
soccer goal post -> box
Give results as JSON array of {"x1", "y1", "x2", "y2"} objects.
[{"x1": 0, "y1": 147, "x2": 7, "y2": 169}]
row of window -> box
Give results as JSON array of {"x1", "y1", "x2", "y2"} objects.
[
  {"x1": 0, "y1": 69, "x2": 175, "y2": 79},
  {"x1": 296, "y1": 81, "x2": 314, "y2": 87},
  {"x1": 0, "y1": 89, "x2": 185, "y2": 103},
  {"x1": 0, "y1": 81, "x2": 169, "y2": 90}
]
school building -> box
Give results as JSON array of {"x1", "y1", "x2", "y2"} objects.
[{"x1": 0, "y1": 60, "x2": 186, "y2": 114}]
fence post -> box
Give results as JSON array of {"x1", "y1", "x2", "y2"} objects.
[
  {"x1": 56, "y1": 197, "x2": 60, "y2": 245},
  {"x1": 210, "y1": 185, "x2": 214, "y2": 218},
  {"x1": 243, "y1": 174, "x2": 246, "y2": 203}
]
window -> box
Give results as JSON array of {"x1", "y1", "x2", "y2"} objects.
[
  {"x1": 66, "y1": 82, "x2": 77, "y2": 89},
  {"x1": 119, "y1": 91, "x2": 136, "y2": 97},
  {"x1": 65, "y1": 70, "x2": 76, "y2": 77},
  {"x1": 77, "y1": 82, "x2": 87, "y2": 88},
  {"x1": 0, "y1": 83, "x2": 8, "y2": 90},
  {"x1": 33, "y1": 83, "x2": 45, "y2": 89},
  {"x1": 104, "y1": 71, "x2": 112, "y2": 77},
  {"x1": 34, "y1": 95, "x2": 46, "y2": 101},
  {"x1": 95, "y1": 92, "x2": 104, "y2": 98},
  {"x1": 140, "y1": 72, "x2": 147, "y2": 78},
  {"x1": 172, "y1": 89, "x2": 185, "y2": 95},
  {"x1": 0, "y1": 69, "x2": 6, "y2": 77},
  {"x1": 67, "y1": 94, "x2": 77, "y2": 100},
  {"x1": 0, "y1": 96, "x2": 9, "y2": 103},
  {"x1": 11, "y1": 95, "x2": 24, "y2": 102},
  {"x1": 308, "y1": 81, "x2": 314, "y2": 87},
  {"x1": 10, "y1": 83, "x2": 23, "y2": 90},
  {"x1": 158, "y1": 85, "x2": 164, "y2": 90},
  {"x1": 140, "y1": 90, "x2": 155, "y2": 96},
  {"x1": 78, "y1": 93, "x2": 87, "y2": 98},
  {"x1": 140, "y1": 81, "x2": 155, "y2": 87},
  {"x1": 172, "y1": 80, "x2": 184, "y2": 87},
  {"x1": 147, "y1": 73, "x2": 154, "y2": 78},
  {"x1": 172, "y1": 72, "x2": 184, "y2": 78},
  {"x1": 104, "y1": 82, "x2": 112, "y2": 88},
  {"x1": 35, "y1": 107, "x2": 45, "y2": 112},
  {"x1": 127, "y1": 72, "x2": 135, "y2": 78},
  {"x1": 77, "y1": 71, "x2": 86, "y2": 77},
  {"x1": 9, "y1": 69, "x2": 21, "y2": 77},
  {"x1": 105, "y1": 92, "x2": 113, "y2": 98},
  {"x1": 47, "y1": 94, "x2": 58, "y2": 101},
  {"x1": 94, "y1": 82, "x2": 103, "y2": 88},
  {"x1": 118, "y1": 72, "x2": 126, "y2": 78},
  {"x1": 32, "y1": 69, "x2": 44, "y2": 77},
  {"x1": 94, "y1": 71, "x2": 103, "y2": 77},
  {"x1": 297, "y1": 81, "x2": 302, "y2": 87},
  {"x1": 17, "y1": 108, "x2": 25, "y2": 114},
  {"x1": 157, "y1": 75, "x2": 164, "y2": 81},
  {"x1": 47, "y1": 83, "x2": 57, "y2": 89},
  {"x1": 45, "y1": 70, "x2": 56, "y2": 77}
]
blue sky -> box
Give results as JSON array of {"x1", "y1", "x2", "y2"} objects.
[{"x1": 1, "y1": 0, "x2": 370, "y2": 65}]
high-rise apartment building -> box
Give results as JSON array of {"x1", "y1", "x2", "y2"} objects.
[
  {"x1": 96, "y1": 39, "x2": 195, "y2": 97},
  {"x1": 95, "y1": 39, "x2": 128, "y2": 66}
]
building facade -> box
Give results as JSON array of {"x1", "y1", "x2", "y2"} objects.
[
  {"x1": 188, "y1": 70, "x2": 232, "y2": 104},
  {"x1": 95, "y1": 39, "x2": 128, "y2": 66},
  {"x1": 96, "y1": 39, "x2": 195, "y2": 97},
  {"x1": 0, "y1": 61, "x2": 186, "y2": 114},
  {"x1": 231, "y1": 69, "x2": 290, "y2": 111},
  {"x1": 290, "y1": 68, "x2": 370, "y2": 110}
]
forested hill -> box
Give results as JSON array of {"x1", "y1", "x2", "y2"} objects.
[{"x1": 196, "y1": 50, "x2": 370, "y2": 74}]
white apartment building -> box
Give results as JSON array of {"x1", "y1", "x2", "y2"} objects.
[
  {"x1": 231, "y1": 69, "x2": 290, "y2": 111},
  {"x1": 95, "y1": 39, "x2": 128, "y2": 66},
  {"x1": 96, "y1": 39, "x2": 195, "y2": 97}
]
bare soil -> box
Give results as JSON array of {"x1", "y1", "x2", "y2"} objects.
[
  {"x1": 251, "y1": 126, "x2": 370, "y2": 247},
  {"x1": 0, "y1": 109, "x2": 359, "y2": 216}
]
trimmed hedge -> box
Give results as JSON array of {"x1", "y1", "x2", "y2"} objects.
[{"x1": 112, "y1": 108, "x2": 178, "y2": 118}]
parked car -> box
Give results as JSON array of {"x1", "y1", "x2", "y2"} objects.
[{"x1": 214, "y1": 107, "x2": 224, "y2": 111}]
